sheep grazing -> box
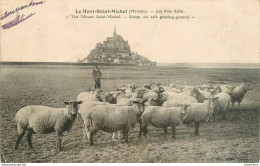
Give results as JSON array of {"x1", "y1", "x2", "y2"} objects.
[
  {"x1": 77, "y1": 89, "x2": 103, "y2": 103},
  {"x1": 15, "y1": 100, "x2": 82, "y2": 151},
  {"x1": 230, "y1": 83, "x2": 253, "y2": 111},
  {"x1": 139, "y1": 104, "x2": 189, "y2": 139},
  {"x1": 85, "y1": 98, "x2": 146, "y2": 146},
  {"x1": 182, "y1": 96, "x2": 219, "y2": 136}
]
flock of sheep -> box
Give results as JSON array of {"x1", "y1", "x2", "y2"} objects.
[{"x1": 14, "y1": 82, "x2": 253, "y2": 151}]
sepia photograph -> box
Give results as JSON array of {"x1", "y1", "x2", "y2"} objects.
[{"x1": 0, "y1": 0, "x2": 259, "y2": 165}]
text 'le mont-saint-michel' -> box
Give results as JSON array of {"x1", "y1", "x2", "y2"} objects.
[{"x1": 69, "y1": 9, "x2": 192, "y2": 20}]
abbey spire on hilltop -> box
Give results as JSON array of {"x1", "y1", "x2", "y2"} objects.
[
  {"x1": 81, "y1": 27, "x2": 156, "y2": 66},
  {"x1": 113, "y1": 25, "x2": 117, "y2": 36}
]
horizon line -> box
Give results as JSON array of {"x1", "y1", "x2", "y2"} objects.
[{"x1": 0, "y1": 61, "x2": 259, "y2": 64}]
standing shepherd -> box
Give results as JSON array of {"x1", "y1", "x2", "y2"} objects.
[{"x1": 92, "y1": 65, "x2": 102, "y2": 89}]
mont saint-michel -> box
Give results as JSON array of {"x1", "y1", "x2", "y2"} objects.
[{"x1": 80, "y1": 27, "x2": 156, "y2": 66}]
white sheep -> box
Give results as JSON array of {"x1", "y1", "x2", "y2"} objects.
[
  {"x1": 211, "y1": 92, "x2": 231, "y2": 121},
  {"x1": 163, "y1": 96, "x2": 219, "y2": 136},
  {"x1": 215, "y1": 85, "x2": 234, "y2": 94},
  {"x1": 230, "y1": 83, "x2": 253, "y2": 111},
  {"x1": 162, "y1": 99, "x2": 198, "y2": 107},
  {"x1": 78, "y1": 101, "x2": 109, "y2": 139},
  {"x1": 108, "y1": 94, "x2": 136, "y2": 140},
  {"x1": 116, "y1": 94, "x2": 135, "y2": 106},
  {"x1": 85, "y1": 98, "x2": 146, "y2": 146},
  {"x1": 152, "y1": 86, "x2": 165, "y2": 94},
  {"x1": 198, "y1": 88, "x2": 215, "y2": 98},
  {"x1": 133, "y1": 87, "x2": 148, "y2": 98},
  {"x1": 161, "y1": 91, "x2": 198, "y2": 103},
  {"x1": 182, "y1": 96, "x2": 219, "y2": 136},
  {"x1": 15, "y1": 100, "x2": 82, "y2": 151},
  {"x1": 77, "y1": 89, "x2": 103, "y2": 103},
  {"x1": 110, "y1": 94, "x2": 139, "y2": 141},
  {"x1": 139, "y1": 104, "x2": 189, "y2": 139},
  {"x1": 104, "y1": 90, "x2": 138, "y2": 140},
  {"x1": 142, "y1": 91, "x2": 158, "y2": 101},
  {"x1": 185, "y1": 88, "x2": 204, "y2": 103}
]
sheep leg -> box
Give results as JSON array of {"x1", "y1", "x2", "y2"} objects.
[
  {"x1": 223, "y1": 111, "x2": 227, "y2": 121},
  {"x1": 138, "y1": 120, "x2": 143, "y2": 139},
  {"x1": 171, "y1": 126, "x2": 176, "y2": 139},
  {"x1": 56, "y1": 131, "x2": 62, "y2": 151},
  {"x1": 15, "y1": 131, "x2": 26, "y2": 150},
  {"x1": 118, "y1": 131, "x2": 123, "y2": 140},
  {"x1": 143, "y1": 126, "x2": 148, "y2": 138},
  {"x1": 89, "y1": 131, "x2": 94, "y2": 146},
  {"x1": 237, "y1": 102, "x2": 241, "y2": 119},
  {"x1": 230, "y1": 102, "x2": 235, "y2": 112},
  {"x1": 112, "y1": 132, "x2": 116, "y2": 140},
  {"x1": 212, "y1": 111, "x2": 216, "y2": 122},
  {"x1": 238, "y1": 102, "x2": 241, "y2": 111},
  {"x1": 83, "y1": 124, "x2": 87, "y2": 139},
  {"x1": 194, "y1": 122, "x2": 200, "y2": 137},
  {"x1": 125, "y1": 132, "x2": 129, "y2": 143},
  {"x1": 163, "y1": 127, "x2": 168, "y2": 138},
  {"x1": 138, "y1": 128, "x2": 142, "y2": 139},
  {"x1": 27, "y1": 129, "x2": 34, "y2": 149},
  {"x1": 123, "y1": 129, "x2": 129, "y2": 143}
]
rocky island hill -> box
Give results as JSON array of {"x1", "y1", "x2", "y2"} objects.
[{"x1": 80, "y1": 27, "x2": 156, "y2": 66}]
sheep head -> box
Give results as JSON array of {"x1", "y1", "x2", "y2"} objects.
[
  {"x1": 104, "y1": 93, "x2": 117, "y2": 104},
  {"x1": 134, "y1": 88, "x2": 147, "y2": 98},
  {"x1": 213, "y1": 85, "x2": 222, "y2": 94},
  {"x1": 64, "y1": 100, "x2": 83, "y2": 115},
  {"x1": 143, "y1": 84, "x2": 151, "y2": 90},
  {"x1": 132, "y1": 98, "x2": 147, "y2": 114},
  {"x1": 203, "y1": 96, "x2": 219, "y2": 109},
  {"x1": 177, "y1": 104, "x2": 190, "y2": 121},
  {"x1": 226, "y1": 85, "x2": 235, "y2": 95},
  {"x1": 117, "y1": 87, "x2": 126, "y2": 93}
]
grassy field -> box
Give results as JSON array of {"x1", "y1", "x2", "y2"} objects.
[{"x1": 0, "y1": 65, "x2": 259, "y2": 163}]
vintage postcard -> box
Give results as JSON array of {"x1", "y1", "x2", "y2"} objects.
[{"x1": 0, "y1": 0, "x2": 259, "y2": 165}]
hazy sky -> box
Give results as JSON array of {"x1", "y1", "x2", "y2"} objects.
[{"x1": 1, "y1": 0, "x2": 259, "y2": 63}]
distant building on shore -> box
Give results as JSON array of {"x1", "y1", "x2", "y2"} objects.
[{"x1": 80, "y1": 26, "x2": 156, "y2": 66}]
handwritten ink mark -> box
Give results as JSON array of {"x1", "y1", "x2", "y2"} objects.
[
  {"x1": 1, "y1": 13, "x2": 36, "y2": 30},
  {"x1": 1, "y1": 0, "x2": 45, "y2": 20}
]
